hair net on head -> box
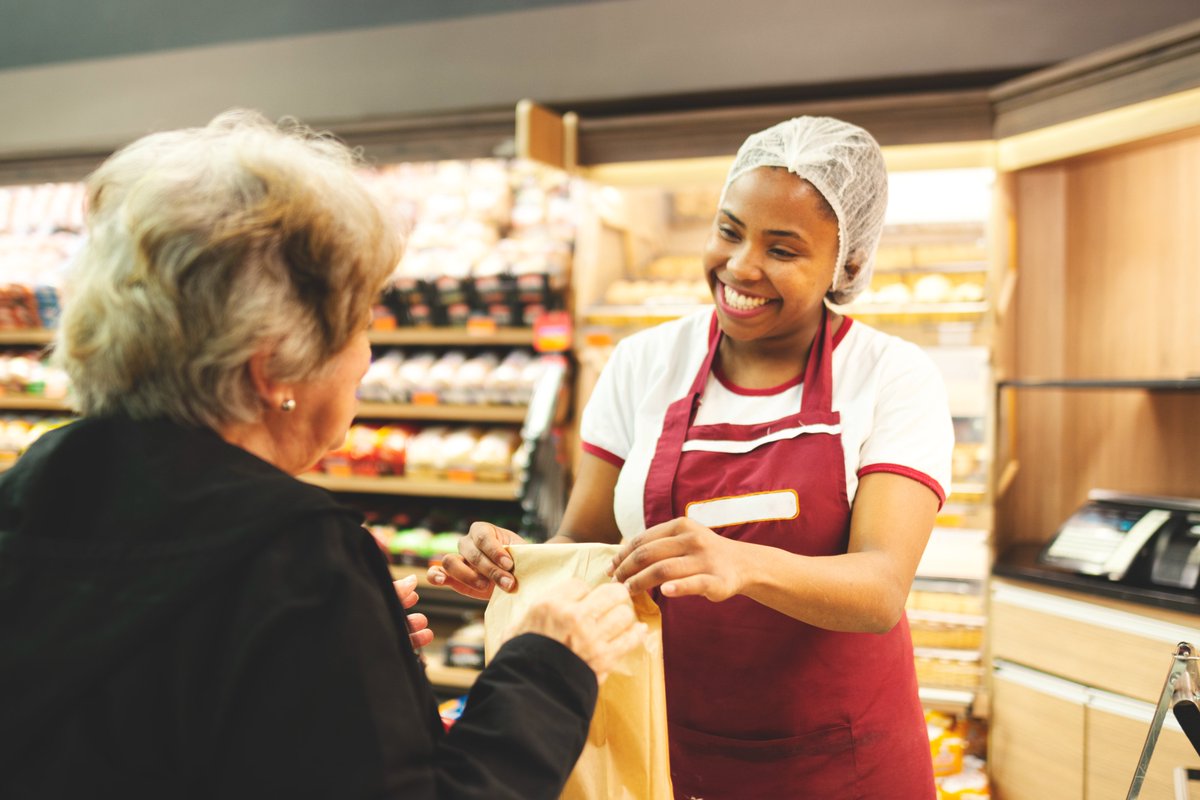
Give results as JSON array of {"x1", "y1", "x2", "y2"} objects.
[{"x1": 722, "y1": 116, "x2": 888, "y2": 304}]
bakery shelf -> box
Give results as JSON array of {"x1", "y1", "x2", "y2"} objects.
[
  {"x1": 998, "y1": 377, "x2": 1200, "y2": 391},
  {"x1": 423, "y1": 652, "x2": 481, "y2": 692},
  {"x1": 356, "y1": 401, "x2": 527, "y2": 423},
  {"x1": 836, "y1": 302, "x2": 989, "y2": 317},
  {"x1": 583, "y1": 303, "x2": 712, "y2": 326},
  {"x1": 368, "y1": 328, "x2": 534, "y2": 347},
  {"x1": 299, "y1": 473, "x2": 520, "y2": 500},
  {"x1": 918, "y1": 686, "x2": 977, "y2": 715},
  {"x1": 873, "y1": 260, "x2": 990, "y2": 276},
  {"x1": 0, "y1": 396, "x2": 71, "y2": 411},
  {"x1": 0, "y1": 329, "x2": 55, "y2": 346}
]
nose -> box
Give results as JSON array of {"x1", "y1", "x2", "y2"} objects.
[{"x1": 726, "y1": 246, "x2": 764, "y2": 282}]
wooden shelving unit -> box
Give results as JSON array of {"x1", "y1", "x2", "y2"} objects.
[
  {"x1": 368, "y1": 328, "x2": 534, "y2": 347},
  {"x1": 0, "y1": 396, "x2": 71, "y2": 412},
  {"x1": 299, "y1": 473, "x2": 520, "y2": 500},
  {"x1": 0, "y1": 329, "x2": 54, "y2": 346},
  {"x1": 356, "y1": 402, "x2": 527, "y2": 423}
]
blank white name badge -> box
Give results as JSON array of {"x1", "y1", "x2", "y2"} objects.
[{"x1": 685, "y1": 489, "x2": 799, "y2": 529}]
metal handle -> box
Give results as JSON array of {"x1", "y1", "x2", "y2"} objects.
[{"x1": 1128, "y1": 642, "x2": 1200, "y2": 800}]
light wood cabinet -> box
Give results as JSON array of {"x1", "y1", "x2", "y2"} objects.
[
  {"x1": 1087, "y1": 692, "x2": 1199, "y2": 800},
  {"x1": 991, "y1": 579, "x2": 1200, "y2": 800},
  {"x1": 991, "y1": 663, "x2": 1086, "y2": 800}
]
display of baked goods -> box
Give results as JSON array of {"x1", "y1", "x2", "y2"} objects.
[
  {"x1": 358, "y1": 348, "x2": 550, "y2": 406},
  {"x1": 317, "y1": 423, "x2": 522, "y2": 483}
]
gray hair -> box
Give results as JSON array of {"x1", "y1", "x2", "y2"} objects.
[{"x1": 54, "y1": 110, "x2": 400, "y2": 429}]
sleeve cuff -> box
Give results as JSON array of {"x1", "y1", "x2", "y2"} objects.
[
  {"x1": 858, "y1": 463, "x2": 948, "y2": 509},
  {"x1": 581, "y1": 442, "x2": 625, "y2": 469},
  {"x1": 494, "y1": 633, "x2": 598, "y2": 703}
]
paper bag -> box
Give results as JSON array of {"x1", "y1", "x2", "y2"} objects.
[{"x1": 484, "y1": 543, "x2": 673, "y2": 800}]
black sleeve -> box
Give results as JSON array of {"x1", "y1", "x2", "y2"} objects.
[{"x1": 206, "y1": 514, "x2": 595, "y2": 800}]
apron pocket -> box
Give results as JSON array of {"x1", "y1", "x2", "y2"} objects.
[{"x1": 668, "y1": 721, "x2": 858, "y2": 799}]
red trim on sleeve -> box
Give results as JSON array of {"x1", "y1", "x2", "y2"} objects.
[
  {"x1": 581, "y1": 442, "x2": 625, "y2": 469},
  {"x1": 858, "y1": 463, "x2": 947, "y2": 508}
]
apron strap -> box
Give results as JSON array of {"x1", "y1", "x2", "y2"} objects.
[{"x1": 643, "y1": 307, "x2": 836, "y2": 528}]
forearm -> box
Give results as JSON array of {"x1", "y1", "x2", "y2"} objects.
[
  {"x1": 439, "y1": 633, "x2": 596, "y2": 798},
  {"x1": 737, "y1": 542, "x2": 910, "y2": 634}
]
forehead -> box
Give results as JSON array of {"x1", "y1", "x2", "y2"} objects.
[{"x1": 722, "y1": 167, "x2": 834, "y2": 228}]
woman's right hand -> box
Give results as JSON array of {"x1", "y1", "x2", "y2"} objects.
[
  {"x1": 427, "y1": 521, "x2": 524, "y2": 600},
  {"x1": 513, "y1": 579, "x2": 647, "y2": 684}
]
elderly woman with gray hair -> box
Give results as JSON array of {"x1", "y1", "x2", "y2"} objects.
[
  {"x1": 437, "y1": 116, "x2": 955, "y2": 799},
  {"x1": 0, "y1": 111, "x2": 644, "y2": 799}
]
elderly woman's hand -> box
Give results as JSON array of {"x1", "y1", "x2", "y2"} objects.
[
  {"x1": 512, "y1": 579, "x2": 647, "y2": 684},
  {"x1": 607, "y1": 517, "x2": 747, "y2": 602},
  {"x1": 427, "y1": 521, "x2": 525, "y2": 599},
  {"x1": 393, "y1": 574, "x2": 435, "y2": 649}
]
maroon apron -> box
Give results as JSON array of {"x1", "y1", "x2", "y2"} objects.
[{"x1": 643, "y1": 309, "x2": 935, "y2": 800}]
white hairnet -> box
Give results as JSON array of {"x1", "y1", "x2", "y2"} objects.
[{"x1": 722, "y1": 116, "x2": 888, "y2": 304}]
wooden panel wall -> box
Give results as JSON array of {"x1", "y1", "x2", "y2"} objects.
[{"x1": 996, "y1": 127, "x2": 1200, "y2": 549}]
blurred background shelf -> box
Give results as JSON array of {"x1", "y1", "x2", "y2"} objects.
[
  {"x1": 0, "y1": 396, "x2": 71, "y2": 412},
  {"x1": 299, "y1": 473, "x2": 520, "y2": 500},
  {"x1": 368, "y1": 328, "x2": 535, "y2": 347},
  {"x1": 356, "y1": 402, "x2": 527, "y2": 423},
  {"x1": 0, "y1": 329, "x2": 55, "y2": 346}
]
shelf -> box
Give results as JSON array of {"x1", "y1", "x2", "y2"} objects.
[
  {"x1": 583, "y1": 303, "x2": 711, "y2": 326},
  {"x1": 837, "y1": 302, "x2": 989, "y2": 317},
  {"x1": 356, "y1": 401, "x2": 527, "y2": 423},
  {"x1": 0, "y1": 396, "x2": 71, "y2": 412},
  {"x1": 424, "y1": 652, "x2": 480, "y2": 692},
  {"x1": 0, "y1": 329, "x2": 55, "y2": 346},
  {"x1": 918, "y1": 686, "x2": 977, "y2": 715},
  {"x1": 873, "y1": 261, "x2": 990, "y2": 276},
  {"x1": 299, "y1": 472, "x2": 520, "y2": 500},
  {"x1": 368, "y1": 328, "x2": 534, "y2": 347},
  {"x1": 998, "y1": 377, "x2": 1200, "y2": 391}
]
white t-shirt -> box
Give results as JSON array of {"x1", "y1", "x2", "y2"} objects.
[{"x1": 580, "y1": 310, "x2": 954, "y2": 540}]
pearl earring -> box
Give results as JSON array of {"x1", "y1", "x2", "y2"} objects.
[{"x1": 280, "y1": 398, "x2": 296, "y2": 412}]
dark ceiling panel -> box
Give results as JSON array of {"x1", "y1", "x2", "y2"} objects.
[{"x1": 0, "y1": 0, "x2": 619, "y2": 70}]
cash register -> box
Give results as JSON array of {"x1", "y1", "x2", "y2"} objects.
[{"x1": 1039, "y1": 490, "x2": 1200, "y2": 594}]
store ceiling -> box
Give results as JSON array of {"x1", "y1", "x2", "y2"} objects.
[
  {"x1": 0, "y1": 0, "x2": 1197, "y2": 158},
  {"x1": 0, "y1": 0, "x2": 617, "y2": 71}
]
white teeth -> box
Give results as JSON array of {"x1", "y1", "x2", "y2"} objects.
[{"x1": 724, "y1": 285, "x2": 768, "y2": 311}]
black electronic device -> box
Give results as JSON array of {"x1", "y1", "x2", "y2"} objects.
[{"x1": 1039, "y1": 491, "x2": 1200, "y2": 593}]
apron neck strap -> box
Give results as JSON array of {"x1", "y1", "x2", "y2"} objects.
[{"x1": 692, "y1": 306, "x2": 836, "y2": 413}]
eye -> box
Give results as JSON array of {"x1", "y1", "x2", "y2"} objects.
[
  {"x1": 717, "y1": 225, "x2": 741, "y2": 242},
  {"x1": 769, "y1": 247, "x2": 799, "y2": 260}
]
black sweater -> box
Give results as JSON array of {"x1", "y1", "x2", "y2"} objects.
[{"x1": 0, "y1": 415, "x2": 596, "y2": 799}]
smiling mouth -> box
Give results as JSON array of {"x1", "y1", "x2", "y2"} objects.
[{"x1": 721, "y1": 282, "x2": 772, "y2": 312}]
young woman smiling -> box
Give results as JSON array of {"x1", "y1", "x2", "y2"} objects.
[{"x1": 433, "y1": 116, "x2": 952, "y2": 799}]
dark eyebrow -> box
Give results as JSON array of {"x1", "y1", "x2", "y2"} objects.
[{"x1": 720, "y1": 209, "x2": 808, "y2": 243}]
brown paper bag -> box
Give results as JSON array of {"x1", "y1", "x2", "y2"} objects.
[{"x1": 483, "y1": 543, "x2": 673, "y2": 800}]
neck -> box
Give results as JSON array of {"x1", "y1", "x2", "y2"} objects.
[
  {"x1": 716, "y1": 309, "x2": 840, "y2": 390},
  {"x1": 217, "y1": 419, "x2": 289, "y2": 474}
]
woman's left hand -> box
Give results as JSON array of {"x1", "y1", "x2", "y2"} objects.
[
  {"x1": 393, "y1": 574, "x2": 435, "y2": 649},
  {"x1": 608, "y1": 517, "x2": 747, "y2": 601}
]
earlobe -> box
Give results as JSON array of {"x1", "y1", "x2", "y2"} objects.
[{"x1": 248, "y1": 350, "x2": 288, "y2": 411}]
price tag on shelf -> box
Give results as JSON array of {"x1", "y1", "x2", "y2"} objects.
[
  {"x1": 533, "y1": 310, "x2": 572, "y2": 353},
  {"x1": 411, "y1": 391, "x2": 440, "y2": 406},
  {"x1": 466, "y1": 316, "x2": 498, "y2": 337}
]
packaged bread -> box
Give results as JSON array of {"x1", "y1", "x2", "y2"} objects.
[
  {"x1": 405, "y1": 426, "x2": 451, "y2": 480},
  {"x1": 442, "y1": 427, "x2": 484, "y2": 482},
  {"x1": 424, "y1": 351, "x2": 468, "y2": 401},
  {"x1": 443, "y1": 352, "x2": 498, "y2": 406},
  {"x1": 485, "y1": 350, "x2": 532, "y2": 405},
  {"x1": 394, "y1": 352, "x2": 438, "y2": 404},
  {"x1": 472, "y1": 428, "x2": 522, "y2": 482},
  {"x1": 359, "y1": 351, "x2": 404, "y2": 403}
]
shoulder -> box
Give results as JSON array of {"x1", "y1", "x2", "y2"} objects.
[
  {"x1": 609, "y1": 308, "x2": 712, "y2": 366},
  {"x1": 837, "y1": 318, "x2": 942, "y2": 386}
]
